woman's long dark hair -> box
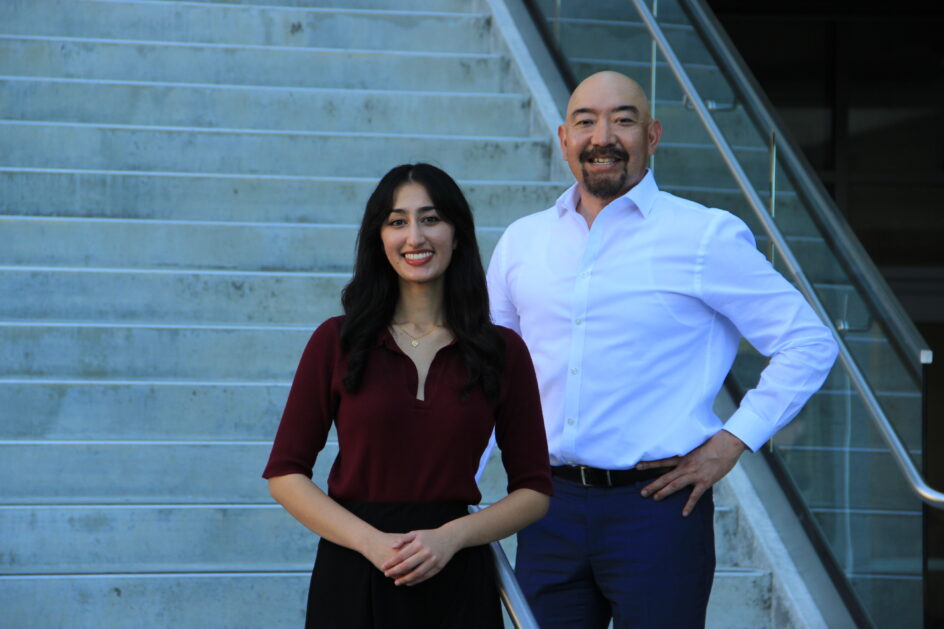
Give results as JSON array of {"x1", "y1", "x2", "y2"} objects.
[{"x1": 339, "y1": 163, "x2": 505, "y2": 399}]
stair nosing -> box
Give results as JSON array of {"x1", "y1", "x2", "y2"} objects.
[
  {"x1": 0, "y1": 264, "x2": 350, "y2": 277},
  {"x1": 0, "y1": 33, "x2": 502, "y2": 59},
  {"x1": 0, "y1": 119, "x2": 542, "y2": 143},
  {"x1": 0, "y1": 74, "x2": 528, "y2": 100},
  {"x1": 86, "y1": 0, "x2": 489, "y2": 19},
  {"x1": 0, "y1": 166, "x2": 571, "y2": 187}
]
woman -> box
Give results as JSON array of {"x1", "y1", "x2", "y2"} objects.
[{"x1": 262, "y1": 163, "x2": 552, "y2": 628}]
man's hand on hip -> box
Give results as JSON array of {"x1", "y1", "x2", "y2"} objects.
[{"x1": 636, "y1": 430, "x2": 748, "y2": 517}]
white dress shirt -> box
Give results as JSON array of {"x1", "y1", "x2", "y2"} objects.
[{"x1": 486, "y1": 170, "x2": 838, "y2": 469}]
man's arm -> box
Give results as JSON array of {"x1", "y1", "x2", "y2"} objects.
[
  {"x1": 486, "y1": 230, "x2": 521, "y2": 333},
  {"x1": 640, "y1": 211, "x2": 838, "y2": 514},
  {"x1": 476, "y1": 230, "x2": 521, "y2": 482}
]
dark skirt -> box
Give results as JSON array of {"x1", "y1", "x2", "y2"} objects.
[{"x1": 306, "y1": 501, "x2": 504, "y2": 629}]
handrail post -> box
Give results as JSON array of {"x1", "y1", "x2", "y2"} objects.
[
  {"x1": 648, "y1": 0, "x2": 658, "y2": 173},
  {"x1": 629, "y1": 0, "x2": 944, "y2": 509},
  {"x1": 768, "y1": 130, "x2": 776, "y2": 266},
  {"x1": 468, "y1": 506, "x2": 540, "y2": 629}
]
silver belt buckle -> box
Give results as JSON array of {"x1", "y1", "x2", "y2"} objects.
[
  {"x1": 579, "y1": 466, "x2": 588, "y2": 485},
  {"x1": 605, "y1": 469, "x2": 612, "y2": 487}
]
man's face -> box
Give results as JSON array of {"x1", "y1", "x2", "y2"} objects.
[{"x1": 558, "y1": 73, "x2": 662, "y2": 203}]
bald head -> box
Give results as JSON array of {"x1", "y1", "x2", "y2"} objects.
[
  {"x1": 558, "y1": 71, "x2": 662, "y2": 207},
  {"x1": 566, "y1": 72, "x2": 653, "y2": 124}
]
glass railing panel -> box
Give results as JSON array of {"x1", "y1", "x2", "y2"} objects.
[
  {"x1": 523, "y1": 1, "x2": 927, "y2": 626},
  {"x1": 771, "y1": 379, "x2": 924, "y2": 629}
]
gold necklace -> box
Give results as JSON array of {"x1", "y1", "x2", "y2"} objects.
[{"x1": 391, "y1": 323, "x2": 437, "y2": 348}]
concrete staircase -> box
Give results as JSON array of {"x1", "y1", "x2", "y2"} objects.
[{"x1": 1, "y1": 0, "x2": 819, "y2": 626}]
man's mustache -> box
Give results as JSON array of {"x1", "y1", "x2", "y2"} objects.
[{"x1": 580, "y1": 146, "x2": 629, "y2": 163}]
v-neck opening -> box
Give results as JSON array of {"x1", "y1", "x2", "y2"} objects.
[{"x1": 380, "y1": 327, "x2": 455, "y2": 405}]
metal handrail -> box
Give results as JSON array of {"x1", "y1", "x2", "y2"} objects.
[
  {"x1": 629, "y1": 0, "x2": 944, "y2": 508},
  {"x1": 468, "y1": 506, "x2": 540, "y2": 629},
  {"x1": 681, "y1": 0, "x2": 932, "y2": 377}
]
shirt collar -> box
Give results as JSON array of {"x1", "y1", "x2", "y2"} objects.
[{"x1": 555, "y1": 169, "x2": 659, "y2": 219}]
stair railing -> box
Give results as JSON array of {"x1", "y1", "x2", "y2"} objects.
[
  {"x1": 469, "y1": 505, "x2": 540, "y2": 629},
  {"x1": 629, "y1": 0, "x2": 944, "y2": 509}
]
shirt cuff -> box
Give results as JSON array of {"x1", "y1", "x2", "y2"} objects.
[{"x1": 722, "y1": 406, "x2": 774, "y2": 453}]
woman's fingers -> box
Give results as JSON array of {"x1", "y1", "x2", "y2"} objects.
[
  {"x1": 389, "y1": 531, "x2": 416, "y2": 550},
  {"x1": 380, "y1": 528, "x2": 458, "y2": 584},
  {"x1": 393, "y1": 555, "x2": 445, "y2": 586},
  {"x1": 380, "y1": 544, "x2": 420, "y2": 572}
]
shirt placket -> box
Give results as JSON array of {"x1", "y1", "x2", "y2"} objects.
[{"x1": 560, "y1": 215, "x2": 603, "y2": 464}]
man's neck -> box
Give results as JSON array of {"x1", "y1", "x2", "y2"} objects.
[
  {"x1": 575, "y1": 171, "x2": 647, "y2": 228},
  {"x1": 575, "y1": 189, "x2": 618, "y2": 229}
]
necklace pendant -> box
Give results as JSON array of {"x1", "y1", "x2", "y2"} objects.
[{"x1": 411, "y1": 340, "x2": 419, "y2": 347}]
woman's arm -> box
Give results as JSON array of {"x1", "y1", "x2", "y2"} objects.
[
  {"x1": 268, "y1": 473, "x2": 403, "y2": 570},
  {"x1": 381, "y1": 487, "x2": 549, "y2": 586}
]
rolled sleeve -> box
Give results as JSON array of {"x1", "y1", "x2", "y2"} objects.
[
  {"x1": 262, "y1": 318, "x2": 340, "y2": 479},
  {"x1": 494, "y1": 328, "x2": 553, "y2": 496}
]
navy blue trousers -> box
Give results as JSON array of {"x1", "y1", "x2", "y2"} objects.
[{"x1": 515, "y1": 476, "x2": 715, "y2": 629}]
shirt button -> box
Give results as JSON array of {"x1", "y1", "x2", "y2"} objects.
[
  {"x1": 570, "y1": 367, "x2": 578, "y2": 375},
  {"x1": 567, "y1": 417, "x2": 575, "y2": 425},
  {"x1": 575, "y1": 318, "x2": 583, "y2": 325}
]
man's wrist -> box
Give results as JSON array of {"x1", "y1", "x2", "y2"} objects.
[{"x1": 719, "y1": 429, "x2": 748, "y2": 455}]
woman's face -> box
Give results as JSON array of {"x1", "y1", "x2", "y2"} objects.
[{"x1": 380, "y1": 182, "x2": 456, "y2": 287}]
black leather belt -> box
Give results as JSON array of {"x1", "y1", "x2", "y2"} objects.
[{"x1": 551, "y1": 465, "x2": 672, "y2": 488}]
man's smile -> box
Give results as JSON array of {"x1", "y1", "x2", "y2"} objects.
[{"x1": 581, "y1": 146, "x2": 629, "y2": 172}]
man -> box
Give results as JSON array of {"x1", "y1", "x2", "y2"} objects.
[{"x1": 486, "y1": 71, "x2": 838, "y2": 628}]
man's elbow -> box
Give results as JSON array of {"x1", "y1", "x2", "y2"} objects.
[{"x1": 820, "y1": 330, "x2": 840, "y2": 370}]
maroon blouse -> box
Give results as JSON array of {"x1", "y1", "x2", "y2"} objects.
[{"x1": 262, "y1": 316, "x2": 552, "y2": 504}]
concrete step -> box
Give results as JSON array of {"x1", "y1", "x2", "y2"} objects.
[
  {"x1": 0, "y1": 36, "x2": 514, "y2": 93},
  {"x1": 0, "y1": 122, "x2": 553, "y2": 181},
  {"x1": 0, "y1": 441, "x2": 512, "y2": 506},
  {"x1": 777, "y1": 389, "x2": 922, "y2": 451},
  {"x1": 1, "y1": 78, "x2": 533, "y2": 137},
  {"x1": 654, "y1": 141, "x2": 769, "y2": 190},
  {"x1": 2, "y1": 503, "x2": 753, "y2": 575},
  {"x1": 0, "y1": 566, "x2": 772, "y2": 629},
  {"x1": 569, "y1": 58, "x2": 735, "y2": 105},
  {"x1": 552, "y1": 17, "x2": 713, "y2": 65},
  {"x1": 751, "y1": 234, "x2": 844, "y2": 284},
  {"x1": 657, "y1": 100, "x2": 768, "y2": 149},
  {"x1": 775, "y1": 445, "x2": 923, "y2": 512},
  {"x1": 0, "y1": 169, "x2": 568, "y2": 224},
  {"x1": 0, "y1": 442, "x2": 320, "y2": 504},
  {"x1": 0, "y1": 269, "x2": 348, "y2": 325},
  {"x1": 0, "y1": 265, "x2": 862, "y2": 328},
  {"x1": 0, "y1": 505, "x2": 313, "y2": 574},
  {"x1": 172, "y1": 0, "x2": 481, "y2": 10},
  {"x1": 0, "y1": 324, "x2": 315, "y2": 380},
  {"x1": 710, "y1": 190, "x2": 822, "y2": 240},
  {"x1": 0, "y1": 0, "x2": 492, "y2": 54},
  {"x1": 849, "y1": 573, "x2": 921, "y2": 629},
  {"x1": 706, "y1": 568, "x2": 774, "y2": 629},
  {"x1": 533, "y1": 0, "x2": 688, "y2": 24},
  {"x1": 0, "y1": 217, "x2": 503, "y2": 271},
  {"x1": 810, "y1": 507, "x2": 921, "y2": 576},
  {"x1": 0, "y1": 381, "x2": 291, "y2": 441},
  {"x1": 0, "y1": 572, "x2": 309, "y2": 629}
]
